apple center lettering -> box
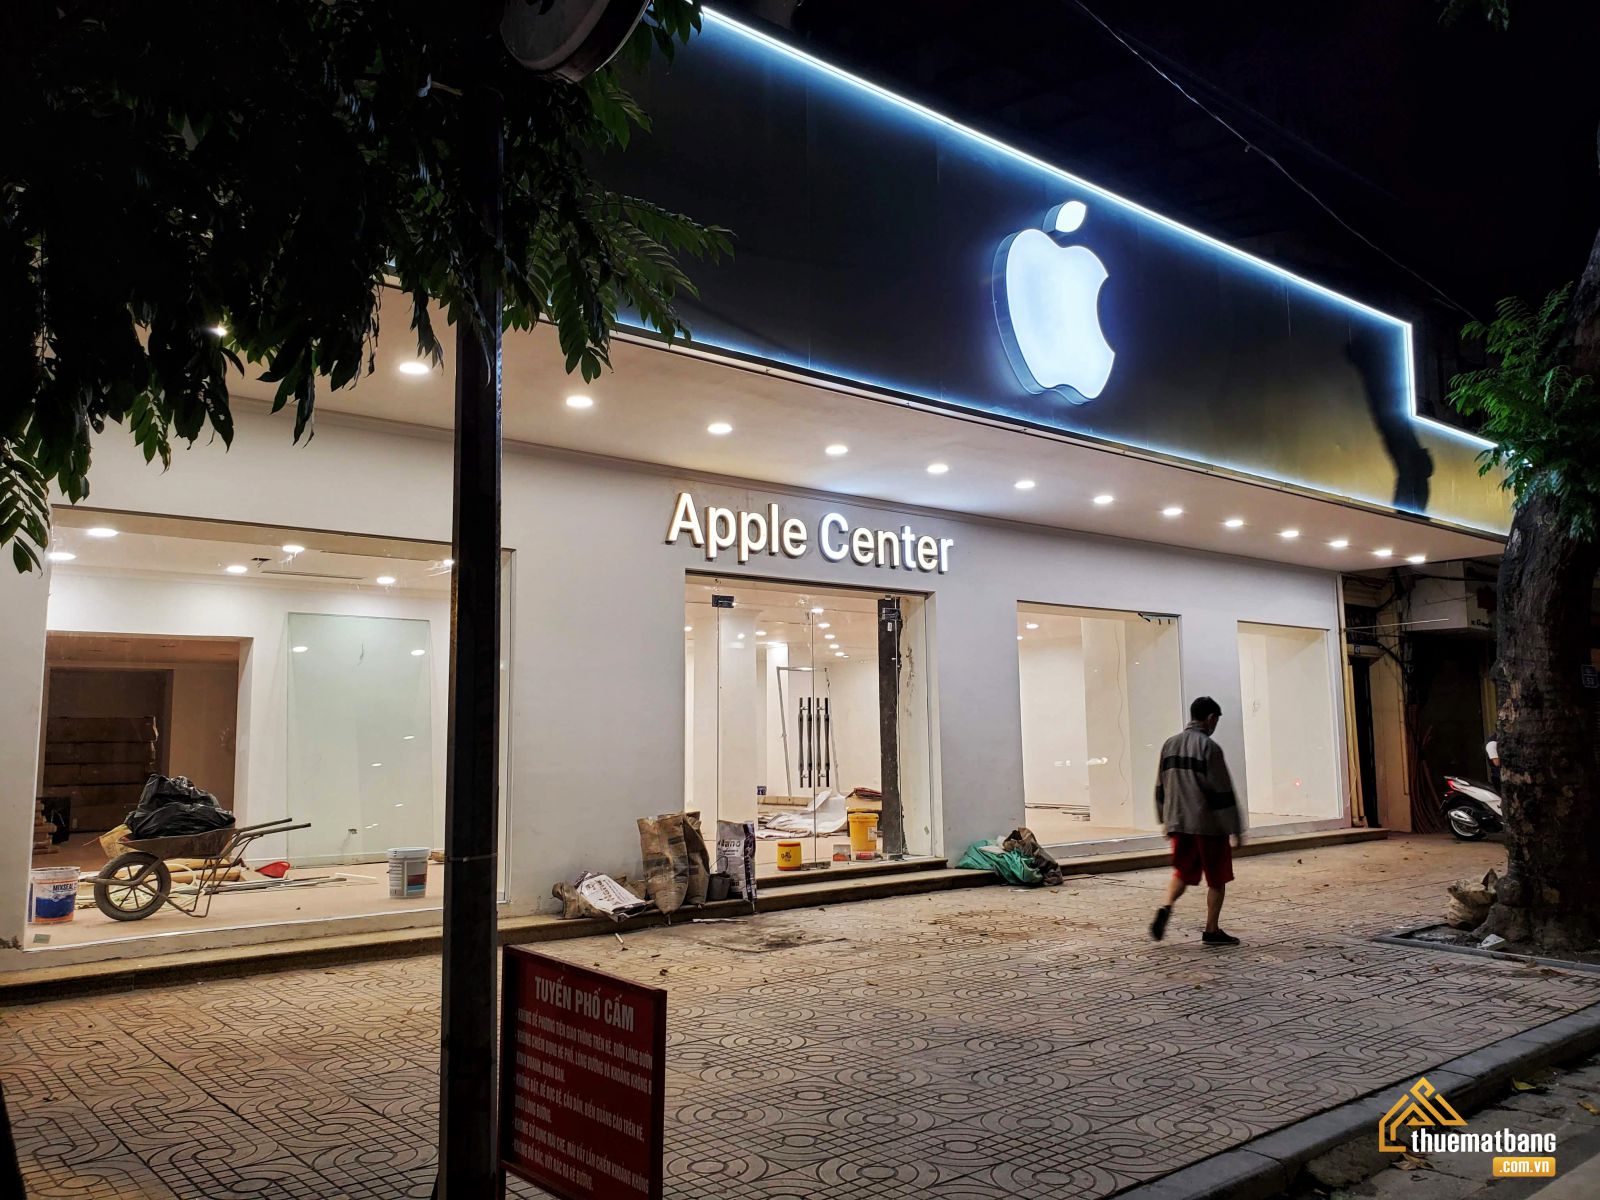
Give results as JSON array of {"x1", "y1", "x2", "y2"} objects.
[
  {"x1": 993, "y1": 199, "x2": 1116, "y2": 403},
  {"x1": 665, "y1": 492, "x2": 954, "y2": 573}
]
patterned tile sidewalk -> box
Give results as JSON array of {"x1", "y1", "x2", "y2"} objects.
[{"x1": 7, "y1": 835, "x2": 1600, "y2": 1199}]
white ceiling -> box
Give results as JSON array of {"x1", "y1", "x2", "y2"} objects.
[
  {"x1": 223, "y1": 294, "x2": 1506, "y2": 572},
  {"x1": 48, "y1": 512, "x2": 452, "y2": 594}
]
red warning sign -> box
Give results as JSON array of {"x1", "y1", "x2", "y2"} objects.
[{"x1": 499, "y1": 946, "x2": 666, "y2": 1200}]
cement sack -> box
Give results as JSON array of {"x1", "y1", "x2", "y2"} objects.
[
  {"x1": 683, "y1": 812, "x2": 712, "y2": 908},
  {"x1": 716, "y1": 820, "x2": 758, "y2": 903},
  {"x1": 1445, "y1": 867, "x2": 1499, "y2": 929},
  {"x1": 638, "y1": 812, "x2": 692, "y2": 915},
  {"x1": 552, "y1": 873, "x2": 649, "y2": 920}
]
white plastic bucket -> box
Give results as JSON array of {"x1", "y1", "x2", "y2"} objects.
[
  {"x1": 28, "y1": 866, "x2": 81, "y2": 924},
  {"x1": 387, "y1": 848, "x2": 430, "y2": 899}
]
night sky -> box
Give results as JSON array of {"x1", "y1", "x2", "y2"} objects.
[{"x1": 720, "y1": 0, "x2": 1600, "y2": 325}]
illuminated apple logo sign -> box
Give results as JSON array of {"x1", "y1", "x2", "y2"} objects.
[{"x1": 994, "y1": 200, "x2": 1115, "y2": 403}]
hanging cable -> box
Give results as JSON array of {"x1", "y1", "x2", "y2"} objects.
[{"x1": 1069, "y1": 0, "x2": 1478, "y2": 319}]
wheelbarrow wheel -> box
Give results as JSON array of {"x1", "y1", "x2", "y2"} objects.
[{"x1": 94, "y1": 852, "x2": 172, "y2": 921}]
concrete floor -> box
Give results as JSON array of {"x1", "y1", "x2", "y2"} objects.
[
  {"x1": 25, "y1": 841, "x2": 446, "y2": 950},
  {"x1": 8, "y1": 835, "x2": 1600, "y2": 1199}
]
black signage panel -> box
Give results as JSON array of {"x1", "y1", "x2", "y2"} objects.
[{"x1": 606, "y1": 13, "x2": 1505, "y2": 534}]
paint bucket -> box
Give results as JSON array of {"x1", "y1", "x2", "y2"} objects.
[
  {"x1": 387, "y1": 848, "x2": 430, "y2": 899},
  {"x1": 775, "y1": 840, "x2": 804, "y2": 871},
  {"x1": 848, "y1": 811, "x2": 879, "y2": 860},
  {"x1": 832, "y1": 842, "x2": 852, "y2": 863},
  {"x1": 707, "y1": 872, "x2": 733, "y2": 902},
  {"x1": 28, "y1": 867, "x2": 80, "y2": 924}
]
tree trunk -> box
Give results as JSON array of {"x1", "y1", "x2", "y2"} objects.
[{"x1": 1480, "y1": 491, "x2": 1600, "y2": 950}]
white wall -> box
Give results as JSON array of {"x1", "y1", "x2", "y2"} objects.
[
  {"x1": 1, "y1": 566, "x2": 52, "y2": 949},
  {"x1": 1019, "y1": 636, "x2": 1089, "y2": 809},
  {"x1": 0, "y1": 404, "x2": 1348, "y2": 963}
]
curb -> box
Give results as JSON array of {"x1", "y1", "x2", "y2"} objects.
[
  {"x1": 1107, "y1": 1001, "x2": 1600, "y2": 1200},
  {"x1": 0, "y1": 826, "x2": 1384, "y2": 1003},
  {"x1": 1373, "y1": 926, "x2": 1600, "y2": 977},
  {"x1": 0, "y1": 866, "x2": 995, "y2": 1004}
]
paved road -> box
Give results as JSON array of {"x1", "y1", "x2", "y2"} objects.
[{"x1": 7, "y1": 835, "x2": 1600, "y2": 1199}]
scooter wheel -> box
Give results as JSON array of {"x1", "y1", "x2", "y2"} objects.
[{"x1": 1445, "y1": 807, "x2": 1486, "y2": 841}]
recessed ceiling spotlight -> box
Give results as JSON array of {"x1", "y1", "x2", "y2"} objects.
[
  {"x1": 224, "y1": 564, "x2": 249, "y2": 574},
  {"x1": 403, "y1": 734, "x2": 416, "y2": 740},
  {"x1": 736, "y1": 632, "x2": 746, "y2": 639},
  {"x1": 1373, "y1": 548, "x2": 1393, "y2": 559},
  {"x1": 926, "y1": 462, "x2": 950, "y2": 475},
  {"x1": 281, "y1": 543, "x2": 305, "y2": 555},
  {"x1": 824, "y1": 633, "x2": 836, "y2": 641},
  {"x1": 1017, "y1": 635, "x2": 1024, "y2": 641},
  {"x1": 442, "y1": 558, "x2": 454, "y2": 568},
  {"x1": 755, "y1": 629, "x2": 768, "y2": 636},
  {"x1": 684, "y1": 625, "x2": 693, "y2": 633},
  {"x1": 1406, "y1": 553, "x2": 1426, "y2": 564},
  {"x1": 1328, "y1": 538, "x2": 1350, "y2": 550},
  {"x1": 410, "y1": 648, "x2": 426, "y2": 657},
  {"x1": 565, "y1": 394, "x2": 594, "y2": 409},
  {"x1": 47, "y1": 550, "x2": 76, "y2": 563},
  {"x1": 376, "y1": 574, "x2": 397, "y2": 585},
  {"x1": 707, "y1": 421, "x2": 733, "y2": 436},
  {"x1": 835, "y1": 651, "x2": 846, "y2": 657},
  {"x1": 817, "y1": 621, "x2": 830, "y2": 629},
  {"x1": 811, "y1": 607, "x2": 824, "y2": 615},
  {"x1": 1015, "y1": 479, "x2": 1036, "y2": 490},
  {"x1": 1161, "y1": 506, "x2": 1184, "y2": 518},
  {"x1": 370, "y1": 762, "x2": 383, "y2": 768},
  {"x1": 1279, "y1": 529, "x2": 1300, "y2": 540},
  {"x1": 1092, "y1": 494, "x2": 1114, "y2": 506},
  {"x1": 1025, "y1": 622, "x2": 1039, "y2": 630},
  {"x1": 85, "y1": 526, "x2": 118, "y2": 539},
  {"x1": 1223, "y1": 518, "x2": 1245, "y2": 529},
  {"x1": 291, "y1": 645, "x2": 309, "y2": 654},
  {"x1": 398, "y1": 361, "x2": 431, "y2": 376},
  {"x1": 825, "y1": 443, "x2": 849, "y2": 457}
]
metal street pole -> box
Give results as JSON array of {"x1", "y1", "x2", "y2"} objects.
[{"x1": 438, "y1": 4, "x2": 505, "y2": 1195}]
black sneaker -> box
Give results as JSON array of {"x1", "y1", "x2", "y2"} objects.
[
  {"x1": 1150, "y1": 906, "x2": 1172, "y2": 941},
  {"x1": 1202, "y1": 929, "x2": 1241, "y2": 947}
]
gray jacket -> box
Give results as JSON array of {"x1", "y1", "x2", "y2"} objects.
[{"x1": 1154, "y1": 722, "x2": 1242, "y2": 837}]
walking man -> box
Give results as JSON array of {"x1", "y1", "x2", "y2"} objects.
[{"x1": 1149, "y1": 696, "x2": 1243, "y2": 946}]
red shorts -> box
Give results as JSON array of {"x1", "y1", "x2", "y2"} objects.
[{"x1": 1170, "y1": 834, "x2": 1234, "y2": 887}]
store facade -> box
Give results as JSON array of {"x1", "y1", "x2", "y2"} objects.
[{"x1": 0, "y1": 11, "x2": 1507, "y2": 969}]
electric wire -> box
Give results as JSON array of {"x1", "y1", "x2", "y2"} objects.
[{"x1": 1069, "y1": 0, "x2": 1479, "y2": 320}]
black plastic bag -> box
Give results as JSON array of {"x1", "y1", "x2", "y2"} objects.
[
  {"x1": 125, "y1": 802, "x2": 235, "y2": 839},
  {"x1": 125, "y1": 775, "x2": 234, "y2": 838},
  {"x1": 137, "y1": 774, "x2": 218, "y2": 809}
]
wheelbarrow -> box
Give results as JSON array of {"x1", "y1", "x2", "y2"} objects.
[{"x1": 89, "y1": 817, "x2": 310, "y2": 922}]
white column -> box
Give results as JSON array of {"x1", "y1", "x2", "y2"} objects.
[{"x1": 0, "y1": 563, "x2": 52, "y2": 951}]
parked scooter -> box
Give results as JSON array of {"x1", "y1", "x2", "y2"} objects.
[{"x1": 1442, "y1": 775, "x2": 1504, "y2": 841}]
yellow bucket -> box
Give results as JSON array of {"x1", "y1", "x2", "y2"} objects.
[
  {"x1": 848, "y1": 811, "x2": 879, "y2": 859},
  {"x1": 776, "y1": 840, "x2": 804, "y2": 870}
]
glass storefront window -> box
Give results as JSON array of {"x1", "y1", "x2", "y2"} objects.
[
  {"x1": 1237, "y1": 622, "x2": 1342, "y2": 826},
  {"x1": 684, "y1": 575, "x2": 934, "y2": 872},
  {"x1": 1017, "y1": 604, "x2": 1183, "y2": 848},
  {"x1": 28, "y1": 509, "x2": 507, "y2": 952}
]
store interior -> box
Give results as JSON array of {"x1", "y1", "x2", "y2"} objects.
[
  {"x1": 683, "y1": 575, "x2": 933, "y2": 872},
  {"x1": 1018, "y1": 605, "x2": 1342, "y2": 853},
  {"x1": 1017, "y1": 603, "x2": 1182, "y2": 850},
  {"x1": 1236, "y1": 620, "x2": 1342, "y2": 826},
  {"x1": 24, "y1": 510, "x2": 482, "y2": 950}
]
